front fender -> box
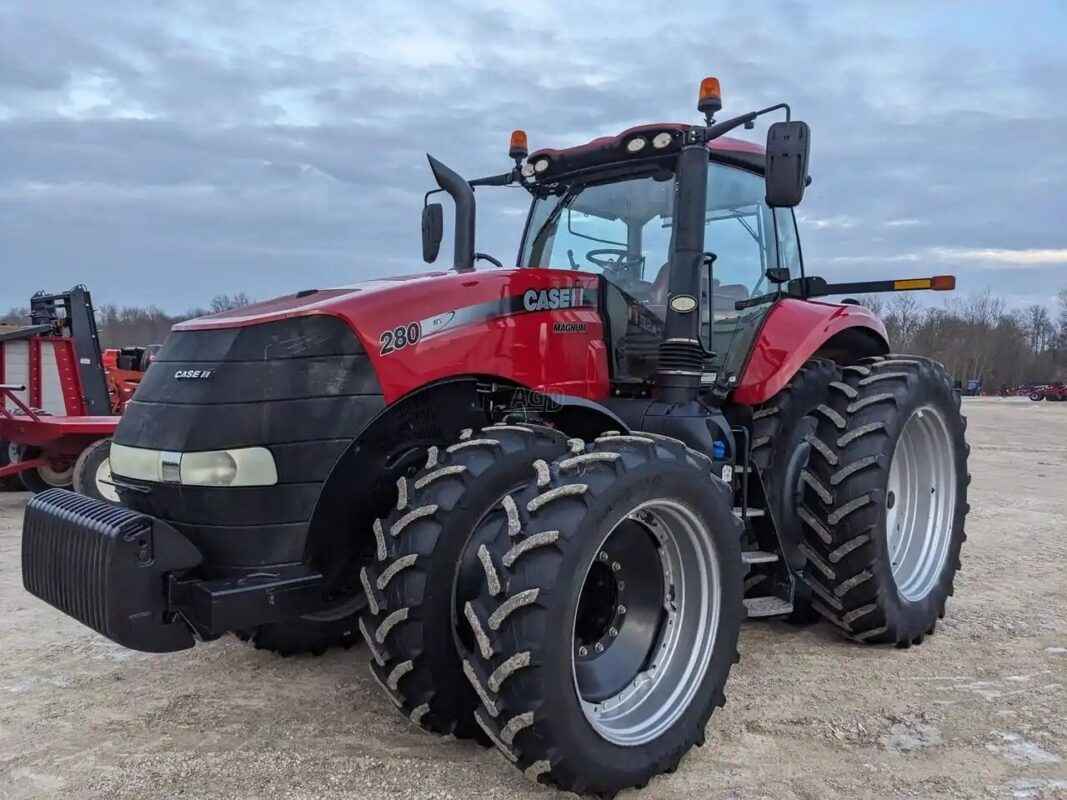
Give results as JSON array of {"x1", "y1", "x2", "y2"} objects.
[{"x1": 731, "y1": 299, "x2": 888, "y2": 406}]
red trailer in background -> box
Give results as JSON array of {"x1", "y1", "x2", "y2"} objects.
[
  {"x1": 0, "y1": 286, "x2": 155, "y2": 500},
  {"x1": 1029, "y1": 383, "x2": 1067, "y2": 401}
]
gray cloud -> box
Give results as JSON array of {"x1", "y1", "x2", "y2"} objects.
[{"x1": 1, "y1": 0, "x2": 1065, "y2": 312}]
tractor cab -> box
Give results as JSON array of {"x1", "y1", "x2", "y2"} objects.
[
  {"x1": 516, "y1": 133, "x2": 800, "y2": 391},
  {"x1": 422, "y1": 78, "x2": 815, "y2": 403}
]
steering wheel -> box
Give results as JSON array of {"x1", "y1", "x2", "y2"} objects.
[
  {"x1": 585, "y1": 248, "x2": 641, "y2": 272},
  {"x1": 584, "y1": 248, "x2": 653, "y2": 297}
]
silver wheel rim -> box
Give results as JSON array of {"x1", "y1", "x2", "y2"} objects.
[
  {"x1": 38, "y1": 461, "x2": 74, "y2": 487},
  {"x1": 96, "y1": 458, "x2": 120, "y2": 503},
  {"x1": 885, "y1": 405, "x2": 957, "y2": 601},
  {"x1": 573, "y1": 499, "x2": 721, "y2": 746}
]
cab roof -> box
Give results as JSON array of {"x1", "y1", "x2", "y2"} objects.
[{"x1": 526, "y1": 123, "x2": 766, "y2": 181}]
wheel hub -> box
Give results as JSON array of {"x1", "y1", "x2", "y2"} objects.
[
  {"x1": 886, "y1": 405, "x2": 957, "y2": 602},
  {"x1": 574, "y1": 524, "x2": 663, "y2": 702}
]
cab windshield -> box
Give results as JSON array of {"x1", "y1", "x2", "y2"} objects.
[
  {"x1": 520, "y1": 161, "x2": 781, "y2": 310},
  {"x1": 519, "y1": 160, "x2": 795, "y2": 383}
]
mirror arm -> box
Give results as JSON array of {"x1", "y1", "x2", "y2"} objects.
[
  {"x1": 470, "y1": 169, "x2": 519, "y2": 188},
  {"x1": 474, "y1": 252, "x2": 503, "y2": 268},
  {"x1": 704, "y1": 103, "x2": 792, "y2": 141}
]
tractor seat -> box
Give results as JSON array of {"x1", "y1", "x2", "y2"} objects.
[
  {"x1": 647, "y1": 262, "x2": 749, "y2": 310},
  {"x1": 713, "y1": 283, "x2": 750, "y2": 310}
]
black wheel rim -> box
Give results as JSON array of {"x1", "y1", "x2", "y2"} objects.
[{"x1": 574, "y1": 520, "x2": 663, "y2": 702}]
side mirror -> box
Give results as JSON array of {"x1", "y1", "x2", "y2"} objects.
[
  {"x1": 421, "y1": 202, "x2": 443, "y2": 263},
  {"x1": 766, "y1": 267, "x2": 790, "y2": 284},
  {"x1": 765, "y1": 121, "x2": 811, "y2": 208}
]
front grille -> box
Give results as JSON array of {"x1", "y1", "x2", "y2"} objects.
[{"x1": 112, "y1": 314, "x2": 385, "y2": 568}]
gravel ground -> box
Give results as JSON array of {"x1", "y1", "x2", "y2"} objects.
[{"x1": 1, "y1": 397, "x2": 1064, "y2": 800}]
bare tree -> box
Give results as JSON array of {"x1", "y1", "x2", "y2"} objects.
[
  {"x1": 1058, "y1": 289, "x2": 1067, "y2": 349},
  {"x1": 0, "y1": 307, "x2": 29, "y2": 325},
  {"x1": 209, "y1": 293, "x2": 252, "y2": 313},
  {"x1": 1024, "y1": 304, "x2": 1054, "y2": 353}
]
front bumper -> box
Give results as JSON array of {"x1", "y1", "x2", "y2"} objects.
[{"x1": 23, "y1": 489, "x2": 327, "y2": 652}]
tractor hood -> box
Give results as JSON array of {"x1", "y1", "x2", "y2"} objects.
[
  {"x1": 173, "y1": 268, "x2": 589, "y2": 361},
  {"x1": 171, "y1": 267, "x2": 606, "y2": 405},
  {"x1": 173, "y1": 272, "x2": 453, "y2": 334}
]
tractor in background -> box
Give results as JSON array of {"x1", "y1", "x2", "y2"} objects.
[{"x1": 22, "y1": 78, "x2": 969, "y2": 797}]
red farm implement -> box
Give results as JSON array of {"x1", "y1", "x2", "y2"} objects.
[{"x1": 0, "y1": 286, "x2": 151, "y2": 499}]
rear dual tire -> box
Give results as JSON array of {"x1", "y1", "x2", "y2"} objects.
[
  {"x1": 749, "y1": 359, "x2": 837, "y2": 622},
  {"x1": 798, "y1": 355, "x2": 969, "y2": 645}
]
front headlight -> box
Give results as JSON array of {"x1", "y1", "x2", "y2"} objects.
[
  {"x1": 180, "y1": 450, "x2": 238, "y2": 486},
  {"x1": 110, "y1": 444, "x2": 278, "y2": 487}
]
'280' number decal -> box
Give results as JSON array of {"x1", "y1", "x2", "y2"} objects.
[{"x1": 379, "y1": 322, "x2": 421, "y2": 355}]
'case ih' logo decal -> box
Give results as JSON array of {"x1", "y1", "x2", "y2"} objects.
[
  {"x1": 174, "y1": 369, "x2": 214, "y2": 380},
  {"x1": 377, "y1": 285, "x2": 596, "y2": 357},
  {"x1": 523, "y1": 286, "x2": 584, "y2": 312}
]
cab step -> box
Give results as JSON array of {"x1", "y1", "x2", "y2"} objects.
[
  {"x1": 733, "y1": 506, "x2": 766, "y2": 518},
  {"x1": 741, "y1": 550, "x2": 779, "y2": 565},
  {"x1": 743, "y1": 596, "x2": 794, "y2": 618}
]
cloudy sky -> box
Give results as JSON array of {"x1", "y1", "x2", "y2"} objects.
[{"x1": 2, "y1": 1, "x2": 1065, "y2": 312}]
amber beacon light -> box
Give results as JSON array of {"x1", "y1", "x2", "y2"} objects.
[
  {"x1": 509, "y1": 129, "x2": 529, "y2": 161},
  {"x1": 698, "y1": 76, "x2": 723, "y2": 118}
]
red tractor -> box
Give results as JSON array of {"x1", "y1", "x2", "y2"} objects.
[{"x1": 22, "y1": 78, "x2": 969, "y2": 797}]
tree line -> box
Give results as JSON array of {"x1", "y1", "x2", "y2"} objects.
[
  {"x1": 0, "y1": 293, "x2": 252, "y2": 350},
  {"x1": 857, "y1": 288, "x2": 1067, "y2": 391}
]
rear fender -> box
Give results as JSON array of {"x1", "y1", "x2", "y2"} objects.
[{"x1": 731, "y1": 299, "x2": 888, "y2": 406}]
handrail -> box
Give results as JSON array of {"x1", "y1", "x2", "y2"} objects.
[{"x1": 0, "y1": 385, "x2": 41, "y2": 423}]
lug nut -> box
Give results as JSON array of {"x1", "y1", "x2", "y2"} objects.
[
  {"x1": 609, "y1": 627, "x2": 618, "y2": 638},
  {"x1": 594, "y1": 643, "x2": 605, "y2": 653},
  {"x1": 612, "y1": 561, "x2": 621, "y2": 572},
  {"x1": 578, "y1": 645, "x2": 588, "y2": 656},
  {"x1": 599, "y1": 551, "x2": 609, "y2": 562},
  {"x1": 618, "y1": 604, "x2": 627, "y2": 615}
]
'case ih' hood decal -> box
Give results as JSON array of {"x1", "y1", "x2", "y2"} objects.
[
  {"x1": 414, "y1": 285, "x2": 597, "y2": 343},
  {"x1": 378, "y1": 286, "x2": 596, "y2": 356}
]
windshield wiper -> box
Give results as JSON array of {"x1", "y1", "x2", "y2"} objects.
[{"x1": 528, "y1": 187, "x2": 577, "y2": 264}]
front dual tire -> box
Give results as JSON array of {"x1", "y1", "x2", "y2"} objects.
[
  {"x1": 357, "y1": 423, "x2": 573, "y2": 738},
  {"x1": 456, "y1": 433, "x2": 743, "y2": 796}
]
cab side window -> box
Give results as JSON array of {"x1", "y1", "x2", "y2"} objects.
[{"x1": 774, "y1": 208, "x2": 801, "y2": 275}]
